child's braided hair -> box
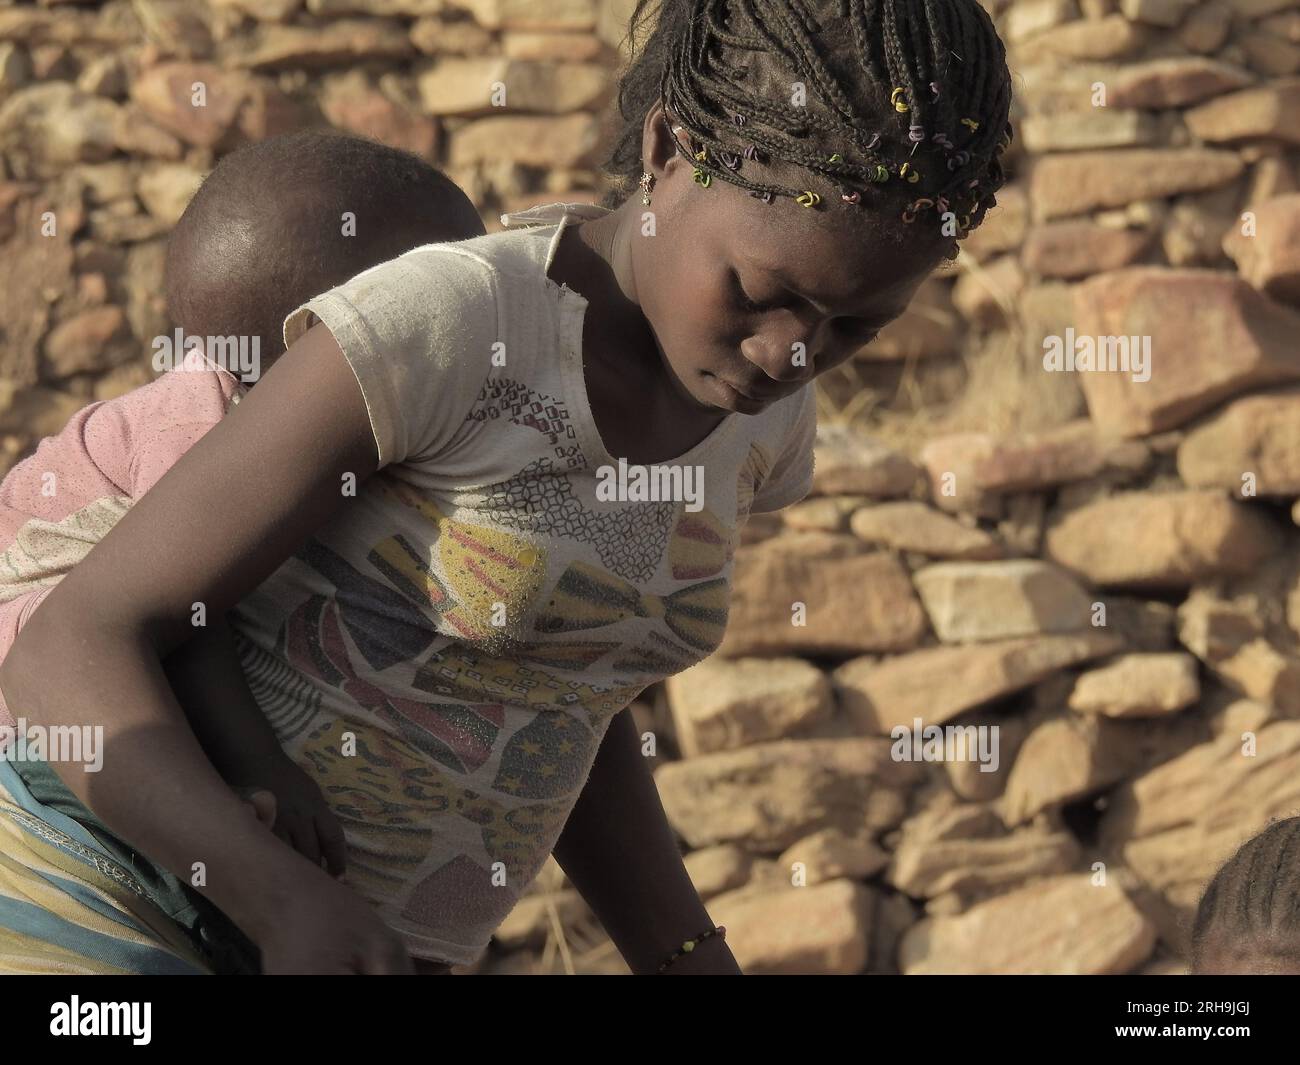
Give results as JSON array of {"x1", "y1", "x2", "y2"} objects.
[
  {"x1": 1191, "y1": 815, "x2": 1300, "y2": 970},
  {"x1": 600, "y1": 0, "x2": 1015, "y2": 256}
]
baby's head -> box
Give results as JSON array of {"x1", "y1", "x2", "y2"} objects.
[
  {"x1": 165, "y1": 128, "x2": 485, "y2": 382},
  {"x1": 1191, "y1": 815, "x2": 1300, "y2": 975},
  {"x1": 596, "y1": 0, "x2": 1013, "y2": 415}
]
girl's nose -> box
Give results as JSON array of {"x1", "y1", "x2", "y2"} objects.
[{"x1": 746, "y1": 321, "x2": 822, "y2": 382}]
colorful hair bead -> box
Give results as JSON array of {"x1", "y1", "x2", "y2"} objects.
[
  {"x1": 865, "y1": 132, "x2": 881, "y2": 150},
  {"x1": 869, "y1": 164, "x2": 889, "y2": 183},
  {"x1": 742, "y1": 143, "x2": 758, "y2": 161},
  {"x1": 841, "y1": 189, "x2": 862, "y2": 204},
  {"x1": 828, "y1": 152, "x2": 843, "y2": 163},
  {"x1": 967, "y1": 178, "x2": 979, "y2": 188},
  {"x1": 936, "y1": 195, "x2": 950, "y2": 213},
  {"x1": 901, "y1": 208, "x2": 918, "y2": 224},
  {"x1": 930, "y1": 81, "x2": 941, "y2": 98},
  {"x1": 732, "y1": 112, "x2": 747, "y2": 127},
  {"x1": 891, "y1": 87, "x2": 910, "y2": 113},
  {"x1": 749, "y1": 189, "x2": 774, "y2": 204},
  {"x1": 960, "y1": 117, "x2": 979, "y2": 131},
  {"x1": 899, "y1": 162, "x2": 919, "y2": 183},
  {"x1": 932, "y1": 132, "x2": 951, "y2": 148},
  {"x1": 908, "y1": 124, "x2": 925, "y2": 143},
  {"x1": 718, "y1": 150, "x2": 741, "y2": 171},
  {"x1": 796, "y1": 191, "x2": 821, "y2": 208},
  {"x1": 693, "y1": 165, "x2": 711, "y2": 187}
]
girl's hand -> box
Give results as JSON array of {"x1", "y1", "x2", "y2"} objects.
[
  {"x1": 232, "y1": 756, "x2": 348, "y2": 877},
  {"x1": 254, "y1": 866, "x2": 415, "y2": 975}
]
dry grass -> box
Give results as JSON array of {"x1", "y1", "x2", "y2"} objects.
[{"x1": 817, "y1": 249, "x2": 1084, "y2": 455}]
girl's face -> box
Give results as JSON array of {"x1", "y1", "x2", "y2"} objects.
[{"x1": 626, "y1": 102, "x2": 950, "y2": 416}]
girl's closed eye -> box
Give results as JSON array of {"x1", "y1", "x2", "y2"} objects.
[
  {"x1": 732, "y1": 270, "x2": 881, "y2": 343},
  {"x1": 730, "y1": 270, "x2": 781, "y2": 315}
]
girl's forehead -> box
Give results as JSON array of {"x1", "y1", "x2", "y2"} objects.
[{"x1": 714, "y1": 202, "x2": 940, "y2": 304}]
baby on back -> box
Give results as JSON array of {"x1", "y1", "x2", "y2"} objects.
[
  {"x1": 0, "y1": 130, "x2": 484, "y2": 968},
  {"x1": 0, "y1": 127, "x2": 484, "y2": 684}
]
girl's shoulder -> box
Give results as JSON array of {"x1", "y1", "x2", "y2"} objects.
[
  {"x1": 417, "y1": 200, "x2": 613, "y2": 275},
  {"x1": 296, "y1": 200, "x2": 611, "y2": 330}
]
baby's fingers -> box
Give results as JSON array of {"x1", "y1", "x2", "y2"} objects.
[
  {"x1": 234, "y1": 786, "x2": 277, "y2": 831},
  {"x1": 287, "y1": 819, "x2": 323, "y2": 868},
  {"x1": 316, "y1": 810, "x2": 348, "y2": 878}
]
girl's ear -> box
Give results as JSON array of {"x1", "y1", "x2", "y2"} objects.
[{"x1": 641, "y1": 98, "x2": 690, "y2": 184}]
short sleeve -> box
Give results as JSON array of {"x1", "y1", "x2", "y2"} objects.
[
  {"x1": 282, "y1": 245, "x2": 499, "y2": 469},
  {"x1": 749, "y1": 386, "x2": 817, "y2": 513}
]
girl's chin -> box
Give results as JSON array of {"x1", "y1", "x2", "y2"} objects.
[{"x1": 701, "y1": 371, "x2": 770, "y2": 413}]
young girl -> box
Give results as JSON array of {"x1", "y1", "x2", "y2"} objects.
[{"x1": 0, "y1": 0, "x2": 1013, "y2": 974}]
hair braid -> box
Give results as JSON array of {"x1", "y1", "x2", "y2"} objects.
[{"x1": 599, "y1": 0, "x2": 1015, "y2": 250}]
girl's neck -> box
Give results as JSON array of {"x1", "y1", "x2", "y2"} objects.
[
  {"x1": 547, "y1": 205, "x2": 731, "y2": 460},
  {"x1": 549, "y1": 209, "x2": 667, "y2": 399}
]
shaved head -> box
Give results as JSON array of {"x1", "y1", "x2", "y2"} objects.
[{"x1": 165, "y1": 128, "x2": 485, "y2": 367}]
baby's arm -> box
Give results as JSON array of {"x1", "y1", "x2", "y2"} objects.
[
  {"x1": 0, "y1": 324, "x2": 409, "y2": 973},
  {"x1": 161, "y1": 614, "x2": 346, "y2": 875}
]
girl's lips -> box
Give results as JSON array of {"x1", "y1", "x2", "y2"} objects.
[
  {"x1": 726, "y1": 374, "x2": 786, "y2": 403},
  {"x1": 706, "y1": 371, "x2": 770, "y2": 410}
]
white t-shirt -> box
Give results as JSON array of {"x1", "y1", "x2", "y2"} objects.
[{"x1": 228, "y1": 201, "x2": 817, "y2": 965}]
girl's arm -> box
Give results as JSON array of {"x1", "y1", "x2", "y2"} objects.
[
  {"x1": 551, "y1": 704, "x2": 743, "y2": 974},
  {"x1": 0, "y1": 324, "x2": 408, "y2": 973}
]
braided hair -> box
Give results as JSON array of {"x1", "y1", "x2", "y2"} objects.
[
  {"x1": 1191, "y1": 815, "x2": 1300, "y2": 970},
  {"x1": 600, "y1": 0, "x2": 1014, "y2": 255}
]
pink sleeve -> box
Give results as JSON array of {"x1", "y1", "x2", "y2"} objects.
[
  {"x1": 0, "y1": 355, "x2": 243, "y2": 545},
  {"x1": 85, "y1": 354, "x2": 244, "y2": 497},
  {"x1": 0, "y1": 587, "x2": 55, "y2": 728},
  {"x1": 0, "y1": 355, "x2": 242, "y2": 729}
]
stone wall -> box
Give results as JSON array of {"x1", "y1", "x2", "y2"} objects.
[{"x1": 1, "y1": 0, "x2": 1299, "y2": 975}]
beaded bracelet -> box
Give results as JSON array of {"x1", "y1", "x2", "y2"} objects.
[{"x1": 656, "y1": 925, "x2": 727, "y2": 973}]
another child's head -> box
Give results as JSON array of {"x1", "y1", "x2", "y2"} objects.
[
  {"x1": 165, "y1": 128, "x2": 486, "y2": 381},
  {"x1": 1191, "y1": 815, "x2": 1300, "y2": 975},
  {"x1": 597, "y1": 0, "x2": 1013, "y2": 415}
]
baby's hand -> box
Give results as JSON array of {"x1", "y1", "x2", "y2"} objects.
[
  {"x1": 230, "y1": 757, "x2": 347, "y2": 878},
  {"x1": 233, "y1": 785, "x2": 278, "y2": 830}
]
